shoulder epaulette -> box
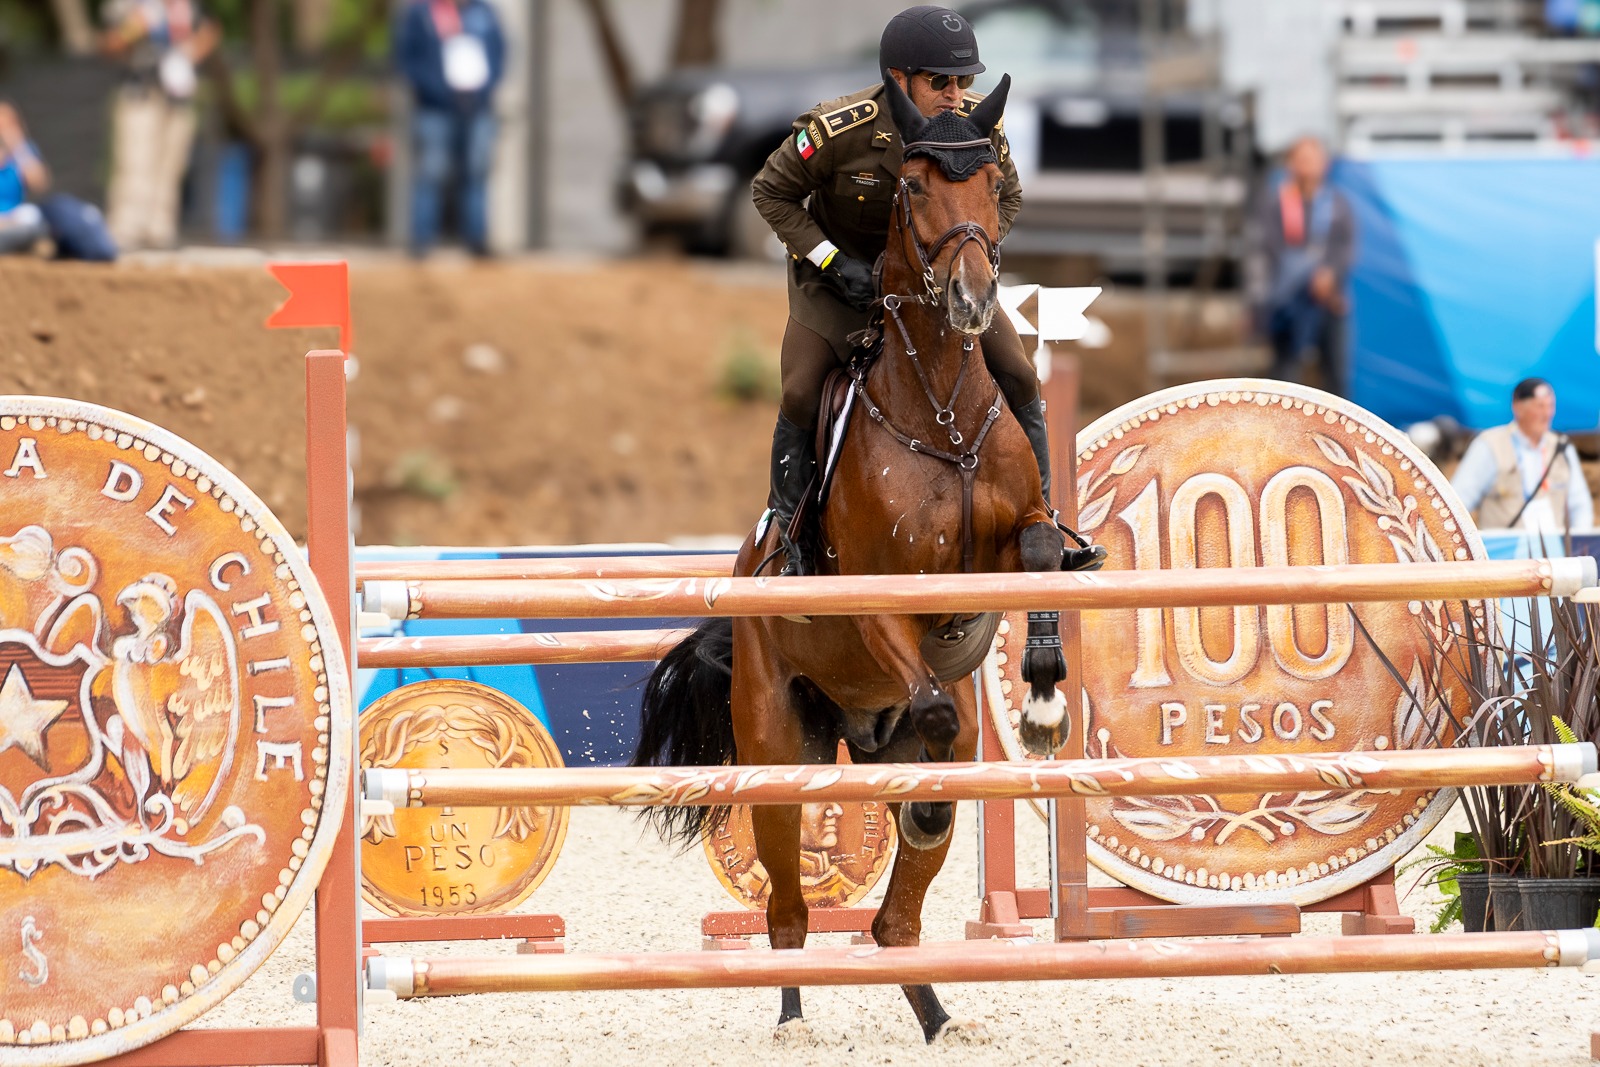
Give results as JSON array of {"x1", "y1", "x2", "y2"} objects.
[{"x1": 818, "y1": 98, "x2": 879, "y2": 138}]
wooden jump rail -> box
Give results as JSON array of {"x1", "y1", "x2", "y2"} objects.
[
  {"x1": 360, "y1": 557, "x2": 1597, "y2": 622},
  {"x1": 367, "y1": 929, "x2": 1600, "y2": 998},
  {"x1": 356, "y1": 553, "x2": 735, "y2": 583},
  {"x1": 357, "y1": 628, "x2": 693, "y2": 668},
  {"x1": 365, "y1": 742, "x2": 1598, "y2": 811}
]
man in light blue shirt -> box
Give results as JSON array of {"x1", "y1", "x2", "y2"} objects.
[{"x1": 1450, "y1": 377, "x2": 1594, "y2": 531}]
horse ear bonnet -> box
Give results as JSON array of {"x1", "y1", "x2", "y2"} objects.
[{"x1": 884, "y1": 73, "x2": 1010, "y2": 182}]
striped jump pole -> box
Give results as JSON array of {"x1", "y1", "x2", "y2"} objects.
[
  {"x1": 357, "y1": 628, "x2": 692, "y2": 668},
  {"x1": 360, "y1": 557, "x2": 1597, "y2": 622},
  {"x1": 367, "y1": 929, "x2": 1600, "y2": 998},
  {"x1": 357, "y1": 553, "x2": 735, "y2": 584},
  {"x1": 364, "y1": 743, "x2": 1598, "y2": 811}
]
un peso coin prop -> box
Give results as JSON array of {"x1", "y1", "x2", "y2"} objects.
[
  {"x1": 359, "y1": 680, "x2": 568, "y2": 917},
  {"x1": 0, "y1": 397, "x2": 350, "y2": 1065},
  {"x1": 988, "y1": 380, "x2": 1487, "y2": 905},
  {"x1": 704, "y1": 800, "x2": 896, "y2": 911}
]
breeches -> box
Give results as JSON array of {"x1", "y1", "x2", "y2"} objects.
[{"x1": 778, "y1": 309, "x2": 1038, "y2": 431}]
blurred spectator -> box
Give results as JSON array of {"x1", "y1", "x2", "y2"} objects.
[
  {"x1": 99, "y1": 0, "x2": 219, "y2": 250},
  {"x1": 1249, "y1": 136, "x2": 1356, "y2": 397},
  {"x1": 397, "y1": 0, "x2": 505, "y2": 257},
  {"x1": 1450, "y1": 377, "x2": 1594, "y2": 532},
  {"x1": 0, "y1": 101, "x2": 49, "y2": 255}
]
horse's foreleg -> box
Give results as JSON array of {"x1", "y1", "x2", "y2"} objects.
[
  {"x1": 851, "y1": 614, "x2": 965, "y2": 850},
  {"x1": 729, "y1": 620, "x2": 813, "y2": 1032},
  {"x1": 1017, "y1": 520, "x2": 1069, "y2": 756},
  {"x1": 874, "y1": 682, "x2": 981, "y2": 1043}
]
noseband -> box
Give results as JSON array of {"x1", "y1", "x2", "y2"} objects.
[{"x1": 893, "y1": 165, "x2": 1002, "y2": 306}]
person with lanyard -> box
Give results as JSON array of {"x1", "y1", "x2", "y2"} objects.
[
  {"x1": 1450, "y1": 377, "x2": 1595, "y2": 535},
  {"x1": 100, "y1": 0, "x2": 218, "y2": 250},
  {"x1": 751, "y1": 5, "x2": 1046, "y2": 575},
  {"x1": 396, "y1": 0, "x2": 505, "y2": 257},
  {"x1": 1250, "y1": 135, "x2": 1356, "y2": 396},
  {"x1": 0, "y1": 102, "x2": 50, "y2": 255}
]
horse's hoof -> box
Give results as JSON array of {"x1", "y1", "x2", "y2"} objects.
[
  {"x1": 773, "y1": 1019, "x2": 817, "y2": 1045},
  {"x1": 1062, "y1": 544, "x2": 1107, "y2": 572},
  {"x1": 1019, "y1": 688, "x2": 1069, "y2": 756},
  {"x1": 931, "y1": 1018, "x2": 990, "y2": 1045},
  {"x1": 899, "y1": 801, "x2": 953, "y2": 850}
]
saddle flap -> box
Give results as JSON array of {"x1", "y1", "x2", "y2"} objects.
[{"x1": 814, "y1": 368, "x2": 858, "y2": 511}]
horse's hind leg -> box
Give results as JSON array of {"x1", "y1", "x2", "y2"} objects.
[
  {"x1": 729, "y1": 621, "x2": 829, "y2": 1033},
  {"x1": 1017, "y1": 520, "x2": 1070, "y2": 756},
  {"x1": 873, "y1": 682, "x2": 984, "y2": 1044}
]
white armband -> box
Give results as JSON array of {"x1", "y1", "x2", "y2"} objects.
[{"x1": 806, "y1": 240, "x2": 839, "y2": 268}]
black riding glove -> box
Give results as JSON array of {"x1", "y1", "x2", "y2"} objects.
[{"x1": 821, "y1": 252, "x2": 876, "y2": 312}]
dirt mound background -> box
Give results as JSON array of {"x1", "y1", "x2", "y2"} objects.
[{"x1": 0, "y1": 256, "x2": 1162, "y2": 546}]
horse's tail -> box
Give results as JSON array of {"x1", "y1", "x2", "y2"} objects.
[{"x1": 630, "y1": 616, "x2": 735, "y2": 848}]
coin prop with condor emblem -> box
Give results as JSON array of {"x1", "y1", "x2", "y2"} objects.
[
  {"x1": 704, "y1": 801, "x2": 896, "y2": 911},
  {"x1": 0, "y1": 397, "x2": 350, "y2": 1066},
  {"x1": 359, "y1": 680, "x2": 568, "y2": 917},
  {"x1": 988, "y1": 380, "x2": 1486, "y2": 905}
]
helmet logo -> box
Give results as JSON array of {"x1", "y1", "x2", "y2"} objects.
[{"x1": 942, "y1": 13, "x2": 964, "y2": 32}]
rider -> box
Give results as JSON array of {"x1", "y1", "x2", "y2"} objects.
[{"x1": 751, "y1": 5, "x2": 1048, "y2": 575}]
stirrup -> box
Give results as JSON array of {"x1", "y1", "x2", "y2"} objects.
[{"x1": 1052, "y1": 512, "x2": 1108, "y2": 572}]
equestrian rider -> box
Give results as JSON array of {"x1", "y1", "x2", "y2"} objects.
[{"x1": 751, "y1": 5, "x2": 1049, "y2": 575}]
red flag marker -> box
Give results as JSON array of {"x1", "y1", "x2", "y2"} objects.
[{"x1": 265, "y1": 261, "x2": 353, "y2": 355}]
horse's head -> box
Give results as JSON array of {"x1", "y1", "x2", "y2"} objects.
[{"x1": 883, "y1": 72, "x2": 1010, "y2": 335}]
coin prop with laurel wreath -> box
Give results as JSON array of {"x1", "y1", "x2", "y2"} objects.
[
  {"x1": 0, "y1": 397, "x2": 351, "y2": 1067},
  {"x1": 359, "y1": 680, "x2": 568, "y2": 917},
  {"x1": 703, "y1": 799, "x2": 896, "y2": 911},
  {"x1": 987, "y1": 380, "x2": 1487, "y2": 906}
]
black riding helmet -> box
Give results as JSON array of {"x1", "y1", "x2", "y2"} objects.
[{"x1": 879, "y1": 5, "x2": 986, "y2": 76}]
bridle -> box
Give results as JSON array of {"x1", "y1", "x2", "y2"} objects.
[
  {"x1": 890, "y1": 144, "x2": 1002, "y2": 306},
  {"x1": 849, "y1": 155, "x2": 1006, "y2": 573}
]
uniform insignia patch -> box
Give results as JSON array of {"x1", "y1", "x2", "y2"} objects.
[
  {"x1": 874, "y1": 130, "x2": 893, "y2": 145},
  {"x1": 807, "y1": 120, "x2": 824, "y2": 146},
  {"x1": 820, "y1": 98, "x2": 879, "y2": 137},
  {"x1": 796, "y1": 128, "x2": 815, "y2": 160}
]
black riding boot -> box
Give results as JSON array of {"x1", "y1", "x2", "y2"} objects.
[
  {"x1": 766, "y1": 412, "x2": 817, "y2": 576},
  {"x1": 1013, "y1": 398, "x2": 1106, "y2": 573}
]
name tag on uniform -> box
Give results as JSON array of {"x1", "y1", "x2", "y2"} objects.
[{"x1": 847, "y1": 174, "x2": 881, "y2": 190}]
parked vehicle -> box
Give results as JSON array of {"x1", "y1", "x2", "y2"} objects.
[{"x1": 618, "y1": 0, "x2": 1253, "y2": 275}]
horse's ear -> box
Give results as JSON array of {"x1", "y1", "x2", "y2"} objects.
[
  {"x1": 882, "y1": 70, "x2": 927, "y2": 142},
  {"x1": 967, "y1": 74, "x2": 1011, "y2": 137}
]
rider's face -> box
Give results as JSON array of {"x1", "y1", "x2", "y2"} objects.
[{"x1": 892, "y1": 68, "x2": 965, "y2": 117}]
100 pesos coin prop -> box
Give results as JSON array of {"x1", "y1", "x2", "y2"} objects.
[
  {"x1": 0, "y1": 397, "x2": 350, "y2": 1065},
  {"x1": 704, "y1": 801, "x2": 895, "y2": 911},
  {"x1": 992, "y1": 380, "x2": 1486, "y2": 906},
  {"x1": 360, "y1": 680, "x2": 568, "y2": 917}
]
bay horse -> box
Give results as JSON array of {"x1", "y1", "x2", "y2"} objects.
[{"x1": 633, "y1": 73, "x2": 1075, "y2": 1043}]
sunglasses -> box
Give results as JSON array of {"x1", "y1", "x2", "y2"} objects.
[{"x1": 918, "y1": 72, "x2": 977, "y2": 92}]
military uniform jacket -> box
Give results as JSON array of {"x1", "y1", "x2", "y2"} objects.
[{"x1": 751, "y1": 82, "x2": 1022, "y2": 348}]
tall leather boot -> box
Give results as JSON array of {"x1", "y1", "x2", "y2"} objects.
[
  {"x1": 1013, "y1": 397, "x2": 1055, "y2": 506},
  {"x1": 766, "y1": 412, "x2": 817, "y2": 576},
  {"x1": 1013, "y1": 397, "x2": 1106, "y2": 572}
]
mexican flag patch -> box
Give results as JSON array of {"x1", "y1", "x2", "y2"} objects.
[{"x1": 796, "y1": 129, "x2": 815, "y2": 159}]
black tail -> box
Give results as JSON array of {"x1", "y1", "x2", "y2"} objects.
[{"x1": 630, "y1": 616, "x2": 736, "y2": 847}]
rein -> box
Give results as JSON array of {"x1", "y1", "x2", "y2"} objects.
[{"x1": 851, "y1": 176, "x2": 1005, "y2": 574}]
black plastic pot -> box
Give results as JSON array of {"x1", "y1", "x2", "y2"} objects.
[
  {"x1": 1519, "y1": 877, "x2": 1600, "y2": 930},
  {"x1": 1487, "y1": 873, "x2": 1525, "y2": 931},
  {"x1": 1457, "y1": 872, "x2": 1493, "y2": 932}
]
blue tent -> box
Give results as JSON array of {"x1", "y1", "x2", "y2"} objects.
[{"x1": 1338, "y1": 156, "x2": 1600, "y2": 433}]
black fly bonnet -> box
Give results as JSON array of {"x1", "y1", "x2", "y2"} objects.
[{"x1": 884, "y1": 72, "x2": 1010, "y2": 182}]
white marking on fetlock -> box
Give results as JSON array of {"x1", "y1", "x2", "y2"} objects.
[{"x1": 1023, "y1": 687, "x2": 1068, "y2": 729}]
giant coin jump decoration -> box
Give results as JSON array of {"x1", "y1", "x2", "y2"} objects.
[
  {"x1": 359, "y1": 680, "x2": 568, "y2": 917},
  {"x1": 988, "y1": 380, "x2": 1487, "y2": 905},
  {"x1": 0, "y1": 397, "x2": 351, "y2": 1065}
]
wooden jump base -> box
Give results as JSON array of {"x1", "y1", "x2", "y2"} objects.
[
  {"x1": 358, "y1": 628, "x2": 692, "y2": 668},
  {"x1": 357, "y1": 553, "x2": 734, "y2": 583},
  {"x1": 362, "y1": 557, "x2": 1597, "y2": 621},
  {"x1": 366, "y1": 742, "x2": 1597, "y2": 811},
  {"x1": 367, "y1": 928, "x2": 1600, "y2": 998}
]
